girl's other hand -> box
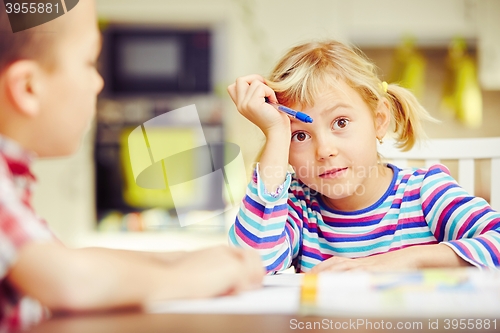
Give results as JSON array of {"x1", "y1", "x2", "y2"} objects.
[
  {"x1": 309, "y1": 245, "x2": 470, "y2": 273},
  {"x1": 227, "y1": 74, "x2": 291, "y2": 136},
  {"x1": 309, "y1": 250, "x2": 419, "y2": 273}
]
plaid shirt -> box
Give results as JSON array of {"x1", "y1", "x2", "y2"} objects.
[{"x1": 0, "y1": 135, "x2": 54, "y2": 332}]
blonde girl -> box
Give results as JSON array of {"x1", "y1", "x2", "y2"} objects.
[{"x1": 227, "y1": 40, "x2": 500, "y2": 273}]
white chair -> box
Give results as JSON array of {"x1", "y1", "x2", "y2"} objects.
[{"x1": 378, "y1": 137, "x2": 500, "y2": 211}]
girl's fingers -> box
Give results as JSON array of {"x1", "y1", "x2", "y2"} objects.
[
  {"x1": 227, "y1": 74, "x2": 289, "y2": 134},
  {"x1": 234, "y1": 75, "x2": 265, "y2": 104},
  {"x1": 247, "y1": 79, "x2": 277, "y2": 105},
  {"x1": 227, "y1": 83, "x2": 237, "y2": 103},
  {"x1": 242, "y1": 80, "x2": 270, "y2": 111},
  {"x1": 229, "y1": 75, "x2": 273, "y2": 107},
  {"x1": 310, "y1": 257, "x2": 353, "y2": 273},
  {"x1": 236, "y1": 74, "x2": 266, "y2": 85}
]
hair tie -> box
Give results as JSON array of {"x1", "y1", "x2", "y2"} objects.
[{"x1": 381, "y1": 81, "x2": 388, "y2": 93}]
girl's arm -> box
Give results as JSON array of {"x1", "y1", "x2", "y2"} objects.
[
  {"x1": 227, "y1": 75, "x2": 301, "y2": 273},
  {"x1": 7, "y1": 243, "x2": 264, "y2": 312},
  {"x1": 227, "y1": 74, "x2": 291, "y2": 193},
  {"x1": 420, "y1": 165, "x2": 500, "y2": 268},
  {"x1": 310, "y1": 243, "x2": 470, "y2": 273},
  {"x1": 228, "y1": 167, "x2": 303, "y2": 273}
]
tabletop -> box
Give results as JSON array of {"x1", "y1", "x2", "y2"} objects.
[{"x1": 26, "y1": 311, "x2": 500, "y2": 333}]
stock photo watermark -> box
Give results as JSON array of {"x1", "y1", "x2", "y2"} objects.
[
  {"x1": 256, "y1": 162, "x2": 387, "y2": 197},
  {"x1": 127, "y1": 104, "x2": 246, "y2": 227},
  {"x1": 290, "y1": 318, "x2": 498, "y2": 331},
  {"x1": 3, "y1": 0, "x2": 79, "y2": 32}
]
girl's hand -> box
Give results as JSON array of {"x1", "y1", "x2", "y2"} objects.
[
  {"x1": 227, "y1": 74, "x2": 291, "y2": 136},
  {"x1": 309, "y1": 245, "x2": 471, "y2": 273},
  {"x1": 310, "y1": 249, "x2": 419, "y2": 273}
]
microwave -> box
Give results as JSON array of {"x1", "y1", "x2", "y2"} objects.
[{"x1": 101, "y1": 25, "x2": 212, "y2": 95}]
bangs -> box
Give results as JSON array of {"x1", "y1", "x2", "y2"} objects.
[
  {"x1": 265, "y1": 44, "x2": 347, "y2": 108},
  {"x1": 266, "y1": 67, "x2": 344, "y2": 108}
]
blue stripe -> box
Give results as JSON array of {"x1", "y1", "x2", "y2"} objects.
[
  {"x1": 301, "y1": 249, "x2": 323, "y2": 261},
  {"x1": 261, "y1": 249, "x2": 281, "y2": 261},
  {"x1": 245, "y1": 194, "x2": 288, "y2": 216},
  {"x1": 400, "y1": 231, "x2": 435, "y2": 240},
  {"x1": 474, "y1": 238, "x2": 500, "y2": 266},
  {"x1": 228, "y1": 224, "x2": 238, "y2": 245},
  {"x1": 266, "y1": 248, "x2": 290, "y2": 271},
  {"x1": 462, "y1": 239, "x2": 488, "y2": 265},
  {"x1": 234, "y1": 217, "x2": 286, "y2": 244},
  {"x1": 423, "y1": 185, "x2": 462, "y2": 232},
  {"x1": 239, "y1": 208, "x2": 285, "y2": 232},
  {"x1": 300, "y1": 260, "x2": 316, "y2": 270},
  {"x1": 446, "y1": 200, "x2": 485, "y2": 238},
  {"x1": 322, "y1": 219, "x2": 384, "y2": 228},
  {"x1": 284, "y1": 224, "x2": 298, "y2": 257},
  {"x1": 403, "y1": 193, "x2": 420, "y2": 202},
  {"x1": 457, "y1": 208, "x2": 491, "y2": 238},
  {"x1": 400, "y1": 221, "x2": 429, "y2": 229},
  {"x1": 320, "y1": 228, "x2": 397, "y2": 243},
  {"x1": 463, "y1": 210, "x2": 500, "y2": 238},
  {"x1": 248, "y1": 183, "x2": 258, "y2": 196},
  {"x1": 317, "y1": 238, "x2": 394, "y2": 254},
  {"x1": 449, "y1": 243, "x2": 483, "y2": 267},
  {"x1": 437, "y1": 197, "x2": 474, "y2": 240}
]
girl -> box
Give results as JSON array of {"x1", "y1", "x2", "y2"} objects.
[{"x1": 227, "y1": 40, "x2": 500, "y2": 273}]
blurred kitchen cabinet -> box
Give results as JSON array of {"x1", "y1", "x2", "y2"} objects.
[{"x1": 339, "y1": 0, "x2": 477, "y2": 46}]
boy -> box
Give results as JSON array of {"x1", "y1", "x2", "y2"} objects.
[{"x1": 0, "y1": 1, "x2": 263, "y2": 331}]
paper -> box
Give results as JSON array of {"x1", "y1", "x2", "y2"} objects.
[{"x1": 146, "y1": 274, "x2": 303, "y2": 314}]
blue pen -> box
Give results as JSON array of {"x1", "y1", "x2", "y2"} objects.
[{"x1": 265, "y1": 97, "x2": 313, "y2": 123}]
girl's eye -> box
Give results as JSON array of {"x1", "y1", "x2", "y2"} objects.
[
  {"x1": 291, "y1": 132, "x2": 310, "y2": 142},
  {"x1": 333, "y1": 118, "x2": 350, "y2": 130}
]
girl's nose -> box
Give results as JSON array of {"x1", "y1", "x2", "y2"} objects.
[{"x1": 315, "y1": 137, "x2": 339, "y2": 160}]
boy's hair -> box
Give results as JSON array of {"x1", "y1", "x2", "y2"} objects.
[
  {"x1": 0, "y1": 2, "x2": 58, "y2": 74},
  {"x1": 266, "y1": 40, "x2": 435, "y2": 151}
]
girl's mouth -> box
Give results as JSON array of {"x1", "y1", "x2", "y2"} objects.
[{"x1": 319, "y1": 167, "x2": 348, "y2": 178}]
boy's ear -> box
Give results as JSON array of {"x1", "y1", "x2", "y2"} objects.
[
  {"x1": 375, "y1": 98, "x2": 391, "y2": 138},
  {"x1": 3, "y1": 60, "x2": 42, "y2": 118}
]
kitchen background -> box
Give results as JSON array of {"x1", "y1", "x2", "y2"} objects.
[{"x1": 31, "y1": 0, "x2": 500, "y2": 251}]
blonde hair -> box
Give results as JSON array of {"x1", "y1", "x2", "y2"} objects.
[{"x1": 265, "y1": 40, "x2": 435, "y2": 151}]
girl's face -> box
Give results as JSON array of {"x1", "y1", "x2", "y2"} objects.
[{"x1": 288, "y1": 80, "x2": 391, "y2": 211}]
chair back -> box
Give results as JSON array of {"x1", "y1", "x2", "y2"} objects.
[{"x1": 378, "y1": 137, "x2": 500, "y2": 211}]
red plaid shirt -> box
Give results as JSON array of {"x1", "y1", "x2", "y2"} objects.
[{"x1": 0, "y1": 135, "x2": 54, "y2": 332}]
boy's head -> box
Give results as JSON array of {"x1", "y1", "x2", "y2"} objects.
[{"x1": 0, "y1": 0, "x2": 103, "y2": 157}]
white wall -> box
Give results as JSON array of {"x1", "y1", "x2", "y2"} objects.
[{"x1": 31, "y1": 129, "x2": 96, "y2": 244}]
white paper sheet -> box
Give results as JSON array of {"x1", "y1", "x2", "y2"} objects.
[{"x1": 145, "y1": 274, "x2": 303, "y2": 314}]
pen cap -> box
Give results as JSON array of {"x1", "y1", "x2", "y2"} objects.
[{"x1": 296, "y1": 113, "x2": 313, "y2": 123}]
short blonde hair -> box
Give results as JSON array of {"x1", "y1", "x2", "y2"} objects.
[{"x1": 265, "y1": 40, "x2": 435, "y2": 151}]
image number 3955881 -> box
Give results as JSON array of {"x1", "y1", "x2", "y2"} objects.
[{"x1": 3, "y1": 0, "x2": 79, "y2": 33}]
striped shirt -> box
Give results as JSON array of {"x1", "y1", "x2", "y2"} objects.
[
  {"x1": 0, "y1": 135, "x2": 54, "y2": 332},
  {"x1": 229, "y1": 163, "x2": 500, "y2": 273}
]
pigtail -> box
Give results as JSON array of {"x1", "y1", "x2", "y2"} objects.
[{"x1": 385, "y1": 83, "x2": 437, "y2": 151}]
